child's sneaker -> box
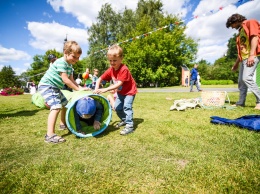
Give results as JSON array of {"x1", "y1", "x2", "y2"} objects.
[
  {"x1": 115, "y1": 121, "x2": 126, "y2": 129},
  {"x1": 120, "y1": 125, "x2": 134, "y2": 135}
]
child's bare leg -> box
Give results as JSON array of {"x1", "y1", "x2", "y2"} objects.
[
  {"x1": 60, "y1": 106, "x2": 66, "y2": 126},
  {"x1": 47, "y1": 109, "x2": 60, "y2": 136},
  {"x1": 107, "y1": 95, "x2": 115, "y2": 110}
]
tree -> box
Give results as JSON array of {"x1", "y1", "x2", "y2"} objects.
[
  {"x1": 24, "y1": 49, "x2": 86, "y2": 84},
  {"x1": 87, "y1": 3, "x2": 120, "y2": 73},
  {"x1": 87, "y1": 0, "x2": 198, "y2": 86},
  {"x1": 226, "y1": 33, "x2": 237, "y2": 60},
  {"x1": 0, "y1": 66, "x2": 21, "y2": 88},
  {"x1": 196, "y1": 59, "x2": 211, "y2": 80}
]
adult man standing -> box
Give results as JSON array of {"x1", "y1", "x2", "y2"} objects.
[
  {"x1": 190, "y1": 64, "x2": 202, "y2": 92},
  {"x1": 226, "y1": 13, "x2": 260, "y2": 109}
]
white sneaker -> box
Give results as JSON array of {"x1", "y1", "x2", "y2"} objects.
[{"x1": 120, "y1": 125, "x2": 134, "y2": 135}]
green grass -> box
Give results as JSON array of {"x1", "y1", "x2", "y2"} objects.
[{"x1": 0, "y1": 91, "x2": 259, "y2": 193}]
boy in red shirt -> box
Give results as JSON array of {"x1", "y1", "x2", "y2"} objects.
[{"x1": 94, "y1": 45, "x2": 137, "y2": 135}]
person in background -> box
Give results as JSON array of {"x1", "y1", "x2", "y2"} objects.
[
  {"x1": 190, "y1": 64, "x2": 202, "y2": 92},
  {"x1": 226, "y1": 13, "x2": 260, "y2": 109},
  {"x1": 84, "y1": 68, "x2": 93, "y2": 88},
  {"x1": 185, "y1": 76, "x2": 189, "y2": 87},
  {"x1": 75, "y1": 75, "x2": 82, "y2": 86},
  {"x1": 197, "y1": 72, "x2": 201, "y2": 86},
  {"x1": 30, "y1": 81, "x2": 37, "y2": 95},
  {"x1": 107, "y1": 88, "x2": 118, "y2": 110},
  {"x1": 93, "y1": 45, "x2": 137, "y2": 135},
  {"x1": 38, "y1": 41, "x2": 90, "y2": 144},
  {"x1": 92, "y1": 68, "x2": 99, "y2": 89},
  {"x1": 48, "y1": 54, "x2": 57, "y2": 65}
]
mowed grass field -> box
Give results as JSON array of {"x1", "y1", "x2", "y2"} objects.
[{"x1": 0, "y1": 88, "x2": 259, "y2": 193}]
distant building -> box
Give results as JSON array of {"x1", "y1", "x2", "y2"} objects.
[{"x1": 181, "y1": 65, "x2": 190, "y2": 86}]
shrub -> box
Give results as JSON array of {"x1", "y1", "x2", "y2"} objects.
[
  {"x1": 0, "y1": 87, "x2": 24, "y2": 96},
  {"x1": 201, "y1": 80, "x2": 234, "y2": 85}
]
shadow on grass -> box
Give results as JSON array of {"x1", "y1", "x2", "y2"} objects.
[
  {"x1": 96, "y1": 117, "x2": 144, "y2": 138},
  {"x1": 62, "y1": 130, "x2": 73, "y2": 138},
  {"x1": 0, "y1": 110, "x2": 40, "y2": 119}
]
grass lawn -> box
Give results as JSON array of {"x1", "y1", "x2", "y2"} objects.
[{"x1": 0, "y1": 90, "x2": 259, "y2": 193}]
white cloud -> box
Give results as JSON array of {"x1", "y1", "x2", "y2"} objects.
[
  {"x1": 13, "y1": 67, "x2": 27, "y2": 75},
  {"x1": 185, "y1": 0, "x2": 260, "y2": 63},
  {"x1": 47, "y1": 0, "x2": 140, "y2": 27},
  {"x1": 27, "y1": 21, "x2": 89, "y2": 52},
  {"x1": 162, "y1": 0, "x2": 189, "y2": 17},
  {"x1": 3, "y1": 0, "x2": 260, "y2": 76},
  {"x1": 0, "y1": 45, "x2": 31, "y2": 63}
]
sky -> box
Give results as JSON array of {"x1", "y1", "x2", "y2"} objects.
[{"x1": 0, "y1": 0, "x2": 259, "y2": 75}]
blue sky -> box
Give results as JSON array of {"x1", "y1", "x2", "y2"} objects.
[{"x1": 0, "y1": 0, "x2": 259, "y2": 75}]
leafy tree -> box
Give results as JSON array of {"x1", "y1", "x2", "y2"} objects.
[
  {"x1": 25, "y1": 49, "x2": 86, "y2": 83},
  {"x1": 87, "y1": 3, "x2": 120, "y2": 73},
  {"x1": 196, "y1": 59, "x2": 211, "y2": 80},
  {"x1": 212, "y1": 57, "x2": 238, "y2": 83},
  {"x1": 87, "y1": 0, "x2": 198, "y2": 86},
  {"x1": 0, "y1": 66, "x2": 21, "y2": 88},
  {"x1": 135, "y1": 0, "x2": 163, "y2": 27},
  {"x1": 226, "y1": 33, "x2": 237, "y2": 60}
]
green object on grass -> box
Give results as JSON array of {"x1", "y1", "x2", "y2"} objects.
[
  {"x1": 63, "y1": 90, "x2": 112, "y2": 138},
  {"x1": 32, "y1": 90, "x2": 112, "y2": 137},
  {"x1": 31, "y1": 92, "x2": 46, "y2": 109}
]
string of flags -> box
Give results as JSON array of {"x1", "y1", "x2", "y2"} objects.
[
  {"x1": 91, "y1": 0, "x2": 254, "y2": 56},
  {"x1": 91, "y1": 21, "x2": 184, "y2": 56},
  {"x1": 188, "y1": 0, "x2": 254, "y2": 20}
]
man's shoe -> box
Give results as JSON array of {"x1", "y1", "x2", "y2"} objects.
[{"x1": 120, "y1": 125, "x2": 134, "y2": 135}]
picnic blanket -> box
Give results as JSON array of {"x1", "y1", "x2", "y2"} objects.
[
  {"x1": 210, "y1": 115, "x2": 260, "y2": 131},
  {"x1": 170, "y1": 98, "x2": 202, "y2": 111}
]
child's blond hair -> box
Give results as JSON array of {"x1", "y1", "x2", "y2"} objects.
[
  {"x1": 63, "y1": 41, "x2": 82, "y2": 55},
  {"x1": 107, "y1": 45, "x2": 123, "y2": 58}
]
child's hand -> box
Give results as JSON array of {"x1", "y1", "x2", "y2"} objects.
[
  {"x1": 79, "y1": 87, "x2": 91, "y2": 91},
  {"x1": 93, "y1": 88, "x2": 107, "y2": 94},
  {"x1": 93, "y1": 121, "x2": 101, "y2": 130}
]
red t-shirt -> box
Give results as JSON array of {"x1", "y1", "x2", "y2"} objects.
[
  {"x1": 101, "y1": 64, "x2": 137, "y2": 95},
  {"x1": 237, "y1": 19, "x2": 260, "y2": 60}
]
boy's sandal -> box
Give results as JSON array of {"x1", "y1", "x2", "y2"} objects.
[
  {"x1": 59, "y1": 124, "x2": 67, "y2": 130},
  {"x1": 45, "y1": 134, "x2": 66, "y2": 144}
]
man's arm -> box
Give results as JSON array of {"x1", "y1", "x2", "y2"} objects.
[
  {"x1": 231, "y1": 57, "x2": 240, "y2": 71},
  {"x1": 247, "y1": 35, "x2": 259, "y2": 66}
]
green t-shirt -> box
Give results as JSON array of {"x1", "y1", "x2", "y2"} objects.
[{"x1": 39, "y1": 57, "x2": 73, "y2": 88}]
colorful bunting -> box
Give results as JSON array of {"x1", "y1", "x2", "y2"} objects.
[
  {"x1": 189, "y1": 0, "x2": 254, "y2": 20},
  {"x1": 91, "y1": 0, "x2": 254, "y2": 56}
]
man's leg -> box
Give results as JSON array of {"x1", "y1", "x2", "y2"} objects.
[
  {"x1": 190, "y1": 80, "x2": 194, "y2": 92},
  {"x1": 242, "y1": 56, "x2": 260, "y2": 107},
  {"x1": 236, "y1": 62, "x2": 247, "y2": 106}
]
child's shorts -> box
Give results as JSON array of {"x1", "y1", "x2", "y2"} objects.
[{"x1": 38, "y1": 85, "x2": 68, "y2": 110}]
